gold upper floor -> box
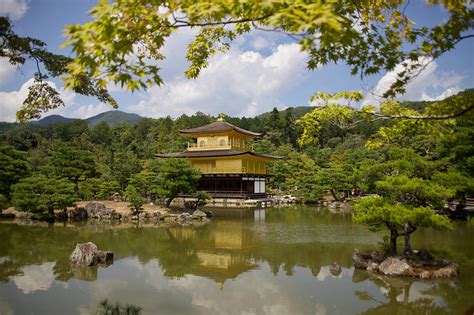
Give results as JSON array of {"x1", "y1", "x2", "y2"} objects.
[{"x1": 187, "y1": 134, "x2": 252, "y2": 151}]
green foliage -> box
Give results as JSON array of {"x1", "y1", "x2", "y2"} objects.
[
  {"x1": 128, "y1": 171, "x2": 160, "y2": 202},
  {"x1": 96, "y1": 299, "x2": 142, "y2": 315},
  {"x1": 125, "y1": 185, "x2": 144, "y2": 215},
  {"x1": 353, "y1": 147, "x2": 457, "y2": 254},
  {"x1": 188, "y1": 191, "x2": 211, "y2": 210},
  {"x1": 63, "y1": 1, "x2": 472, "y2": 105},
  {"x1": 297, "y1": 91, "x2": 363, "y2": 146},
  {"x1": 0, "y1": 145, "x2": 29, "y2": 199},
  {"x1": 11, "y1": 174, "x2": 76, "y2": 216},
  {"x1": 97, "y1": 180, "x2": 121, "y2": 200},
  {"x1": 353, "y1": 196, "x2": 452, "y2": 233},
  {"x1": 45, "y1": 143, "x2": 96, "y2": 192},
  {"x1": 155, "y1": 159, "x2": 201, "y2": 208},
  {"x1": 312, "y1": 164, "x2": 354, "y2": 201},
  {"x1": 78, "y1": 178, "x2": 102, "y2": 200}
]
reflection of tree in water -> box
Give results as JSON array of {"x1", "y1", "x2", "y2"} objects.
[
  {"x1": 353, "y1": 269, "x2": 449, "y2": 314},
  {"x1": 96, "y1": 299, "x2": 142, "y2": 315}
]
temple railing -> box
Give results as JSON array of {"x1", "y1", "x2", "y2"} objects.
[
  {"x1": 195, "y1": 166, "x2": 271, "y2": 175},
  {"x1": 187, "y1": 141, "x2": 252, "y2": 151}
]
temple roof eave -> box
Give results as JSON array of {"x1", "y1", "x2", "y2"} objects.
[
  {"x1": 179, "y1": 121, "x2": 262, "y2": 138},
  {"x1": 156, "y1": 149, "x2": 282, "y2": 160}
]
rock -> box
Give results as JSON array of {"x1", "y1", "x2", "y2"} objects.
[
  {"x1": 204, "y1": 210, "x2": 214, "y2": 218},
  {"x1": 97, "y1": 250, "x2": 114, "y2": 264},
  {"x1": 69, "y1": 242, "x2": 114, "y2": 266},
  {"x1": 329, "y1": 262, "x2": 342, "y2": 276},
  {"x1": 164, "y1": 216, "x2": 177, "y2": 223},
  {"x1": 177, "y1": 212, "x2": 193, "y2": 222},
  {"x1": 352, "y1": 249, "x2": 371, "y2": 269},
  {"x1": 112, "y1": 192, "x2": 122, "y2": 202},
  {"x1": 15, "y1": 211, "x2": 31, "y2": 219},
  {"x1": 192, "y1": 210, "x2": 207, "y2": 219},
  {"x1": 378, "y1": 257, "x2": 411, "y2": 276},
  {"x1": 138, "y1": 212, "x2": 147, "y2": 220},
  {"x1": 414, "y1": 250, "x2": 434, "y2": 264},
  {"x1": 69, "y1": 206, "x2": 88, "y2": 220},
  {"x1": 84, "y1": 202, "x2": 120, "y2": 220},
  {"x1": 367, "y1": 262, "x2": 379, "y2": 272},
  {"x1": 70, "y1": 242, "x2": 99, "y2": 266},
  {"x1": 340, "y1": 203, "x2": 352, "y2": 212},
  {"x1": 370, "y1": 251, "x2": 386, "y2": 263},
  {"x1": 433, "y1": 263, "x2": 459, "y2": 278}
]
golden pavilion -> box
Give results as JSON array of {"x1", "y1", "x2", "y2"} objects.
[{"x1": 157, "y1": 114, "x2": 280, "y2": 198}]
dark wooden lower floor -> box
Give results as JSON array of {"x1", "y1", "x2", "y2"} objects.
[{"x1": 197, "y1": 174, "x2": 269, "y2": 199}]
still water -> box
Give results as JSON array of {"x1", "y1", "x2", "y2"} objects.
[{"x1": 0, "y1": 206, "x2": 473, "y2": 314}]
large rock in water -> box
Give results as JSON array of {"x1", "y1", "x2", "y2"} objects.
[
  {"x1": 352, "y1": 249, "x2": 371, "y2": 269},
  {"x1": 69, "y1": 242, "x2": 114, "y2": 266},
  {"x1": 378, "y1": 257, "x2": 411, "y2": 276},
  {"x1": 70, "y1": 242, "x2": 99, "y2": 266}
]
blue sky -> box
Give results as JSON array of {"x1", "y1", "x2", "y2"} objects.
[{"x1": 0, "y1": 0, "x2": 473, "y2": 122}]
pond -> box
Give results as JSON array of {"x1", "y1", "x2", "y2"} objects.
[{"x1": 0, "y1": 206, "x2": 473, "y2": 314}]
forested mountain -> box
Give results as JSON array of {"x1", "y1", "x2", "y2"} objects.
[
  {"x1": 85, "y1": 111, "x2": 144, "y2": 127},
  {"x1": 32, "y1": 115, "x2": 80, "y2": 126},
  {"x1": 0, "y1": 89, "x2": 473, "y2": 211}
]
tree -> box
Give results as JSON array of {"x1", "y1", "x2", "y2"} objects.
[
  {"x1": 63, "y1": 1, "x2": 473, "y2": 106},
  {"x1": 0, "y1": 145, "x2": 29, "y2": 201},
  {"x1": 90, "y1": 121, "x2": 113, "y2": 146},
  {"x1": 46, "y1": 143, "x2": 97, "y2": 194},
  {"x1": 352, "y1": 148, "x2": 455, "y2": 256},
  {"x1": 155, "y1": 159, "x2": 201, "y2": 208},
  {"x1": 353, "y1": 197, "x2": 452, "y2": 256},
  {"x1": 125, "y1": 185, "x2": 144, "y2": 215},
  {"x1": 128, "y1": 171, "x2": 160, "y2": 202},
  {"x1": 0, "y1": 17, "x2": 116, "y2": 122},
  {"x1": 313, "y1": 163, "x2": 353, "y2": 201},
  {"x1": 187, "y1": 191, "x2": 211, "y2": 210},
  {"x1": 11, "y1": 174, "x2": 76, "y2": 219}
]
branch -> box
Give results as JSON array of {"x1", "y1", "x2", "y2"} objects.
[
  {"x1": 367, "y1": 104, "x2": 474, "y2": 120},
  {"x1": 172, "y1": 14, "x2": 272, "y2": 28}
]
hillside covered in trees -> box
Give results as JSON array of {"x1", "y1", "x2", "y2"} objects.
[{"x1": 1, "y1": 89, "x2": 473, "y2": 212}]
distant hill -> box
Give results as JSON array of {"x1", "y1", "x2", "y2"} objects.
[
  {"x1": 25, "y1": 110, "x2": 145, "y2": 127},
  {"x1": 85, "y1": 111, "x2": 144, "y2": 127},
  {"x1": 256, "y1": 106, "x2": 313, "y2": 120},
  {"x1": 33, "y1": 115, "x2": 79, "y2": 127}
]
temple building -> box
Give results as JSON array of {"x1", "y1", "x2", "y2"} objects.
[{"x1": 157, "y1": 115, "x2": 280, "y2": 198}]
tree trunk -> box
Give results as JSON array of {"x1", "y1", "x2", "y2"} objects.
[
  {"x1": 74, "y1": 178, "x2": 79, "y2": 195},
  {"x1": 330, "y1": 189, "x2": 339, "y2": 201},
  {"x1": 388, "y1": 228, "x2": 398, "y2": 256},
  {"x1": 403, "y1": 222, "x2": 416, "y2": 255}
]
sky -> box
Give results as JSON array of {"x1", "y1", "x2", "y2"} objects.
[{"x1": 0, "y1": 0, "x2": 473, "y2": 122}]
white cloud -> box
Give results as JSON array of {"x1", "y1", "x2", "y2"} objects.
[
  {"x1": 251, "y1": 36, "x2": 272, "y2": 51},
  {"x1": 365, "y1": 57, "x2": 465, "y2": 105},
  {"x1": 0, "y1": 78, "x2": 80, "y2": 122},
  {"x1": 0, "y1": 58, "x2": 17, "y2": 85},
  {"x1": 128, "y1": 43, "x2": 308, "y2": 118},
  {"x1": 0, "y1": 78, "x2": 32, "y2": 122},
  {"x1": 12, "y1": 262, "x2": 55, "y2": 294},
  {"x1": 0, "y1": 0, "x2": 28, "y2": 20},
  {"x1": 67, "y1": 102, "x2": 110, "y2": 119}
]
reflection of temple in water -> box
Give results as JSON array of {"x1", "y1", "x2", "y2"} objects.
[{"x1": 168, "y1": 220, "x2": 258, "y2": 286}]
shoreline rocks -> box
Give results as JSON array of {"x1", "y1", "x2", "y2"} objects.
[{"x1": 352, "y1": 249, "x2": 459, "y2": 279}]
